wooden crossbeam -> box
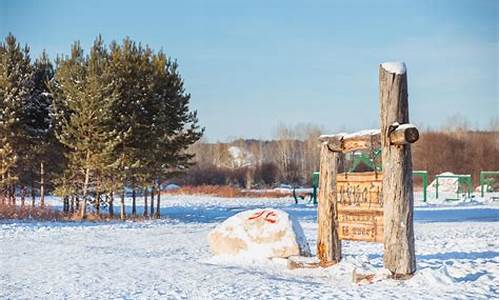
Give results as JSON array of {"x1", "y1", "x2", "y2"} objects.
[{"x1": 319, "y1": 124, "x2": 418, "y2": 153}]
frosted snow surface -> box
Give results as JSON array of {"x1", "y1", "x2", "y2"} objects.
[
  {"x1": 381, "y1": 62, "x2": 407, "y2": 75},
  {"x1": 1, "y1": 195, "x2": 498, "y2": 299}
]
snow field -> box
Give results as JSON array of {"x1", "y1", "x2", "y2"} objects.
[{"x1": 0, "y1": 195, "x2": 498, "y2": 299}]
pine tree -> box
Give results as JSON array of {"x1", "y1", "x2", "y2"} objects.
[
  {"x1": 49, "y1": 35, "x2": 204, "y2": 220},
  {"x1": 53, "y1": 37, "x2": 124, "y2": 219},
  {"x1": 22, "y1": 50, "x2": 58, "y2": 207},
  {"x1": 148, "y1": 52, "x2": 203, "y2": 218},
  {"x1": 107, "y1": 38, "x2": 153, "y2": 218},
  {"x1": 0, "y1": 33, "x2": 35, "y2": 203}
]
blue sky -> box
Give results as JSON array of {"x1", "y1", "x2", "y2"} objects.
[{"x1": 1, "y1": 0, "x2": 498, "y2": 140}]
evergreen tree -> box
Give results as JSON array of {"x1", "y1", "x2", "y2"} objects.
[
  {"x1": 0, "y1": 33, "x2": 34, "y2": 203},
  {"x1": 22, "y1": 50, "x2": 58, "y2": 207},
  {"x1": 107, "y1": 38, "x2": 146, "y2": 218},
  {"x1": 0, "y1": 33, "x2": 204, "y2": 221},
  {"x1": 53, "y1": 37, "x2": 124, "y2": 219},
  {"x1": 148, "y1": 52, "x2": 203, "y2": 217}
]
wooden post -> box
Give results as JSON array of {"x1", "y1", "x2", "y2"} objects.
[
  {"x1": 317, "y1": 142, "x2": 341, "y2": 266},
  {"x1": 379, "y1": 62, "x2": 416, "y2": 277}
]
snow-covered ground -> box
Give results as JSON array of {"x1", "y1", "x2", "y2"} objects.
[{"x1": 1, "y1": 194, "x2": 498, "y2": 299}]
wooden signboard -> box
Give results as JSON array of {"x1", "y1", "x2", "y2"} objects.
[{"x1": 336, "y1": 171, "x2": 383, "y2": 243}]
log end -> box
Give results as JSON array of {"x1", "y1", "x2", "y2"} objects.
[
  {"x1": 403, "y1": 126, "x2": 419, "y2": 143},
  {"x1": 389, "y1": 123, "x2": 419, "y2": 145}
]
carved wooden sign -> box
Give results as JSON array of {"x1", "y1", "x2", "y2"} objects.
[{"x1": 336, "y1": 171, "x2": 383, "y2": 243}]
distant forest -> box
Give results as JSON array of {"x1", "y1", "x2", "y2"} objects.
[{"x1": 179, "y1": 124, "x2": 499, "y2": 188}]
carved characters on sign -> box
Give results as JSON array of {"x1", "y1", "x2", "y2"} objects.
[{"x1": 336, "y1": 172, "x2": 384, "y2": 243}]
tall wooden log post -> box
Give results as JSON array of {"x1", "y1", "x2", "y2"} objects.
[
  {"x1": 379, "y1": 62, "x2": 417, "y2": 277},
  {"x1": 317, "y1": 139, "x2": 342, "y2": 266}
]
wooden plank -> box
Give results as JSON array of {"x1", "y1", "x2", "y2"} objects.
[
  {"x1": 335, "y1": 171, "x2": 384, "y2": 243},
  {"x1": 337, "y1": 171, "x2": 383, "y2": 182},
  {"x1": 336, "y1": 172, "x2": 383, "y2": 205},
  {"x1": 379, "y1": 62, "x2": 416, "y2": 276},
  {"x1": 337, "y1": 205, "x2": 383, "y2": 243},
  {"x1": 338, "y1": 221, "x2": 384, "y2": 243}
]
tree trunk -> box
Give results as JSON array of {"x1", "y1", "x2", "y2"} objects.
[
  {"x1": 143, "y1": 187, "x2": 148, "y2": 217},
  {"x1": 95, "y1": 191, "x2": 100, "y2": 216},
  {"x1": 70, "y1": 196, "x2": 75, "y2": 213},
  {"x1": 379, "y1": 63, "x2": 416, "y2": 277},
  {"x1": 40, "y1": 161, "x2": 45, "y2": 208},
  {"x1": 31, "y1": 179, "x2": 35, "y2": 207},
  {"x1": 11, "y1": 184, "x2": 15, "y2": 206},
  {"x1": 80, "y1": 165, "x2": 90, "y2": 219},
  {"x1": 75, "y1": 196, "x2": 80, "y2": 211},
  {"x1": 0, "y1": 169, "x2": 4, "y2": 205},
  {"x1": 155, "y1": 185, "x2": 161, "y2": 219},
  {"x1": 150, "y1": 184, "x2": 155, "y2": 216},
  {"x1": 120, "y1": 190, "x2": 126, "y2": 221},
  {"x1": 63, "y1": 196, "x2": 69, "y2": 213},
  {"x1": 20, "y1": 185, "x2": 25, "y2": 207},
  {"x1": 316, "y1": 142, "x2": 342, "y2": 266},
  {"x1": 131, "y1": 187, "x2": 136, "y2": 217},
  {"x1": 109, "y1": 192, "x2": 114, "y2": 217}
]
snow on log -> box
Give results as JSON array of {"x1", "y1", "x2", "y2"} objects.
[
  {"x1": 381, "y1": 62, "x2": 406, "y2": 75},
  {"x1": 208, "y1": 209, "x2": 311, "y2": 258}
]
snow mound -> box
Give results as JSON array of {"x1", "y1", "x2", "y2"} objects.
[
  {"x1": 208, "y1": 208, "x2": 311, "y2": 258},
  {"x1": 164, "y1": 183, "x2": 180, "y2": 190},
  {"x1": 427, "y1": 172, "x2": 458, "y2": 195},
  {"x1": 381, "y1": 62, "x2": 407, "y2": 75},
  {"x1": 227, "y1": 146, "x2": 255, "y2": 168}
]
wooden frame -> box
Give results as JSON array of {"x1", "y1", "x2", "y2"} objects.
[{"x1": 316, "y1": 62, "x2": 418, "y2": 278}]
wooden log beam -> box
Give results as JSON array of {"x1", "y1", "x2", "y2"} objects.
[
  {"x1": 316, "y1": 143, "x2": 342, "y2": 266},
  {"x1": 319, "y1": 125, "x2": 418, "y2": 154},
  {"x1": 342, "y1": 129, "x2": 381, "y2": 153},
  {"x1": 379, "y1": 62, "x2": 416, "y2": 277}
]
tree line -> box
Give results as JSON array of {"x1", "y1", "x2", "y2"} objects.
[
  {"x1": 0, "y1": 33, "x2": 203, "y2": 219},
  {"x1": 181, "y1": 124, "x2": 498, "y2": 189},
  {"x1": 184, "y1": 124, "x2": 322, "y2": 188}
]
